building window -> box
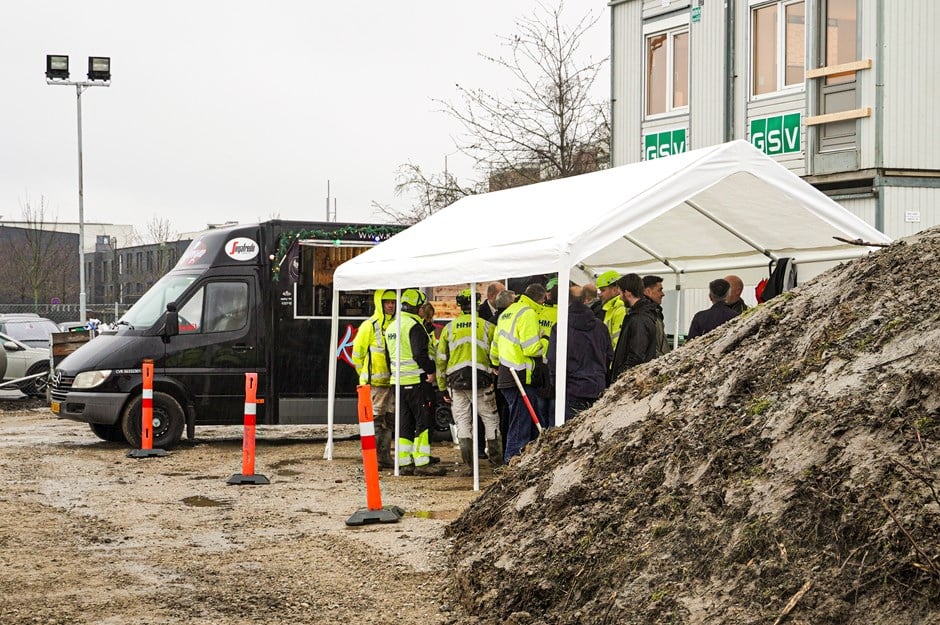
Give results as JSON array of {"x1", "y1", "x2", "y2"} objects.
[
  {"x1": 646, "y1": 26, "x2": 689, "y2": 116},
  {"x1": 824, "y1": 0, "x2": 857, "y2": 85},
  {"x1": 751, "y1": 1, "x2": 805, "y2": 97}
]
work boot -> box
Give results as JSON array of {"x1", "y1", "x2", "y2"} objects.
[
  {"x1": 376, "y1": 429, "x2": 394, "y2": 469},
  {"x1": 398, "y1": 464, "x2": 415, "y2": 476},
  {"x1": 457, "y1": 438, "x2": 474, "y2": 477},
  {"x1": 486, "y1": 438, "x2": 504, "y2": 467},
  {"x1": 414, "y1": 463, "x2": 446, "y2": 476},
  {"x1": 458, "y1": 438, "x2": 474, "y2": 466}
]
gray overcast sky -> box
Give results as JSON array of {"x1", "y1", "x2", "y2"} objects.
[{"x1": 0, "y1": 1, "x2": 609, "y2": 238}]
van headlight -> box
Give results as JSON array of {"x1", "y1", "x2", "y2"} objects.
[{"x1": 72, "y1": 370, "x2": 112, "y2": 389}]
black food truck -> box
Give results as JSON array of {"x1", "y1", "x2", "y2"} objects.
[{"x1": 50, "y1": 220, "x2": 404, "y2": 448}]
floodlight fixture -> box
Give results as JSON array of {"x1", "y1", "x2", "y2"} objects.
[
  {"x1": 87, "y1": 56, "x2": 111, "y2": 81},
  {"x1": 46, "y1": 54, "x2": 70, "y2": 80}
]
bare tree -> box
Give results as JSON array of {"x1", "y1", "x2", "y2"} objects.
[
  {"x1": 0, "y1": 197, "x2": 76, "y2": 307},
  {"x1": 144, "y1": 216, "x2": 179, "y2": 245},
  {"x1": 378, "y1": 1, "x2": 608, "y2": 223},
  {"x1": 444, "y1": 1, "x2": 609, "y2": 185},
  {"x1": 372, "y1": 163, "x2": 484, "y2": 225}
]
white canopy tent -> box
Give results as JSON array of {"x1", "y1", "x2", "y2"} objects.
[{"x1": 323, "y1": 140, "x2": 890, "y2": 476}]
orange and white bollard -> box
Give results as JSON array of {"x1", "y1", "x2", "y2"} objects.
[
  {"x1": 128, "y1": 359, "x2": 167, "y2": 458},
  {"x1": 227, "y1": 373, "x2": 270, "y2": 485},
  {"x1": 346, "y1": 384, "x2": 403, "y2": 525}
]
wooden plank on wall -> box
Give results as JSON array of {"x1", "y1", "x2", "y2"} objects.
[{"x1": 804, "y1": 107, "x2": 872, "y2": 126}]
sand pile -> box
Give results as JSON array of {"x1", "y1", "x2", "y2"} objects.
[{"x1": 445, "y1": 229, "x2": 940, "y2": 625}]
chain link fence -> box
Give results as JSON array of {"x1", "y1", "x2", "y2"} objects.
[{"x1": 0, "y1": 303, "x2": 132, "y2": 325}]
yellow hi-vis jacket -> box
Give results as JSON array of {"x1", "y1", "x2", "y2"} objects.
[
  {"x1": 537, "y1": 302, "x2": 557, "y2": 356},
  {"x1": 603, "y1": 296, "x2": 627, "y2": 351},
  {"x1": 490, "y1": 295, "x2": 544, "y2": 385},
  {"x1": 384, "y1": 312, "x2": 429, "y2": 386},
  {"x1": 351, "y1": 290, "x2": 394, "y2": 386},
  {"x1": 435, "y1": 312, "x2": 496, "y2": 391}
]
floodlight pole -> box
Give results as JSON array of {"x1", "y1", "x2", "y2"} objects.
[{"x1": 47, "y1": 79, "x2": 109, "y2": 323}]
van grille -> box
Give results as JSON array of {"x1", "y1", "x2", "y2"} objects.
[{"x1": 50, "y1": 372, "x2": 74, "y2": 402}]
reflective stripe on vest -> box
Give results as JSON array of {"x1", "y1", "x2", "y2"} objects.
[{"x1": 385, "y1": 313, "x2": 424, "y2": 385}]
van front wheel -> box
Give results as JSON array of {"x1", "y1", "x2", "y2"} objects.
[{"x1": 121, "y1": 391, "x2": 185, "y2": 450}]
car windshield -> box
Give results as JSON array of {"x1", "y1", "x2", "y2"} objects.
[
  {"x1": 119, "y1": 273, "x2": 199, "y2": 329},
  {"x1": 5, "y1": 319, "x2": 59, "y2": 341}
]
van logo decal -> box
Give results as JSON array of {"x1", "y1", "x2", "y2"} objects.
[
  {"x1": 336, "y1": 324, "x2": 357, "y2": 369},
  {"x1": 225, "y1": 237, "x2": 259, "y2": 261}
]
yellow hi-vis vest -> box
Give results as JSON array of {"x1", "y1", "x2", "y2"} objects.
[
  {"x1": 351, "y1": 290, "x2": 394, "y2": 386},
  {"x1": 435, "y1": 313, "x2": 496, "y2": 391},
  {"x1": 603, "y1": 296, "x2": 627, "y2": 350},
  {"x1": 384, "y1": 312, "x2": 426, "y2": 386},
  {"x1": 490, "y1": 295, "x2": 544, "y2": 384}
]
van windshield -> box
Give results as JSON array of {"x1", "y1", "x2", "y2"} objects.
[{"x1": 119, "y1": 273, "x2": 199, "y2": 329}]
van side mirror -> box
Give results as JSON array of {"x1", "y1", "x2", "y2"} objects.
[{"x1": 161, "y1": 302, "x2": 180, "y2": 343}]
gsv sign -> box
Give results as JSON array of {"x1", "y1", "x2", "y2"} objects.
[{"x1": 750, "y1": 113, "x2": 801, "y2": 156}]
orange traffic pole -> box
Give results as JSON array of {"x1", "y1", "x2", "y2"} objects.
[
  {"x1": 141, "y1": 360, "x2": 154, "y2": 449},
  {"x1": 128, "y1": 359, "x2": 167, "y2": 458},
  {"x1": 346, "y1": 384, "x2": 403, "y2": 526},
  {"x1": 227, "y1": 373, "x2": 269, "y2": 485}
]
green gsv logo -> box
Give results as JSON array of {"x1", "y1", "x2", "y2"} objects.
[
  {"x1": 644, "y1": 129, "x2": 687, "y2": 160},
  {"x1": 750, "y1": 113, "x2": 801, "y2": 155}
]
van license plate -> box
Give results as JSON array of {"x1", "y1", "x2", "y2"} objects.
[{"x1": 50, "y1": 401, "x2": 60, "y2": 414}]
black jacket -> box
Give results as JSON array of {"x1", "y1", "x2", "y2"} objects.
[
  {"x1": 609, "y1": 297, "x2": 659, "y2": 382},
  {"x1": 687, "y1": 302, "x2": 738, "y2": 340},
  {"x1": 478, "y1": 300, "x2": 498, "y2": 323},
  {"x1": 547, "y1": 302, "x2": 612, "y2": 400}
]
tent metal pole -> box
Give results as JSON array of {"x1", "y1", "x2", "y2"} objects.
[
  {"x1": 621, "y1": 233, "x2": 683, "y2": 276},
  {"x1": 324, "y1": 285, "x2": 341, "y2": 461},
  {"x1": 469, "y1": 281, "x2": 480, "y2": 491},
  {"x1": 685, "y1": 199, "x2": 779, "y2": 262},
  {"x1": 554, "y1": 262, "x2": 571, "y2": 428},
  {"x1": 393, "y1": 288, "x2": 402, "y2": 477},
  {"x1": 674, "y1": 275, "x2": 683, "y2": 350}
]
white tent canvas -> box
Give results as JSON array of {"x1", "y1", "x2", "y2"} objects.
[
  {"x1": 324, "y1": 140, "x2": 890, "y2": 469},
  {"x1": 332, "y1": 140, "x2": 888, "y2": 292}
]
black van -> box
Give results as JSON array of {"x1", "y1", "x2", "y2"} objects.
[{"x1": 50, "y1": 220, "x2": 402, "y2": 448}]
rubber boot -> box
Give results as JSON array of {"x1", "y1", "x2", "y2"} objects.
[
  {"x1": 457, "y1": 438, "x2": 474, "y2": 477},
  {"x1": 486, "y1": 438, "x2": 504, "y2": 467},
  {"x1": 376, "y1": 428, "x2": 394, "y2": 469}
]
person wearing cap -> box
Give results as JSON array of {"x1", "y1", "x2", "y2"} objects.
[
  {"x1": 687, "y1": 278, "x2": 739, "y2": 340},
  {"x1": 436, "y1": 289, "x2": 502, "y2": 475},
  {"x1": 490, "y1": 282, "x2": 547, "y2": 462},
  {"x1": 384, "y1": 288, "x2": 446, "y2": 476},
  {"x1": 595, "y1": 270, "x2": 627, "y2": 351},
  {"x1": 351, "y1": 289, "x2": 398, "y2": 469}
]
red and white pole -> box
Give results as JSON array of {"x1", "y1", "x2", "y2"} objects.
[{"x1": 227, "y1": 373, "x2": 269, "y2": 485}]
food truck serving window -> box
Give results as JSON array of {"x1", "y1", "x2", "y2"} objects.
[{"x1": 294, "y1": 243, "x2": 374, "y2": 318}]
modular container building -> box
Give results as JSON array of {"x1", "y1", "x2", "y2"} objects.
[{"x1": 610, "y1": 0, "x2": 940, "y2": 239}]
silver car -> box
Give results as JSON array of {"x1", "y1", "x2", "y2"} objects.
[{"x1": 1, "y1": 331, "x2": 50, "y2": 397}]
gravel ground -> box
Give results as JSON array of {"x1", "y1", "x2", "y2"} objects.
[{"x1": 0, "y1": 407, "x2": 493, "y2": 624}]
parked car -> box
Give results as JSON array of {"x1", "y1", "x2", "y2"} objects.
[
  {"x1": 0, "y1": 314, "x2": 61, "y2": 349},
  {"x1": 1, "y1": 331, "x2": 49, "y2": 397}
]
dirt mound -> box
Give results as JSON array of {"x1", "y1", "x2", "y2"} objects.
[{"x1": 445, "y1": 229, "x2": 940, "y2": 625}]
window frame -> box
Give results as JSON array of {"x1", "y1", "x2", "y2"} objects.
[
  {"x1": 643, "y1": 14, "x2": 690, "y2": 120},
  {"x1": 748, "y1": 0, "x2": 806, "y2": 100}
]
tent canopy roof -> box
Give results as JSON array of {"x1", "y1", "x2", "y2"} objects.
[{"x1": 335, "y1": 140, "x2": 889, "y2": 291}]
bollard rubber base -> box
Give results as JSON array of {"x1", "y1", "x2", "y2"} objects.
[
  {"x1": 227, "y1": 473, "x2": 270, "y2": 485},
  {"x1": 345, "y1": 505, "x2": 405, "y2": 526},
  {"x1": 127, "y1": 448, "x2": 168, "y2": 459}
]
